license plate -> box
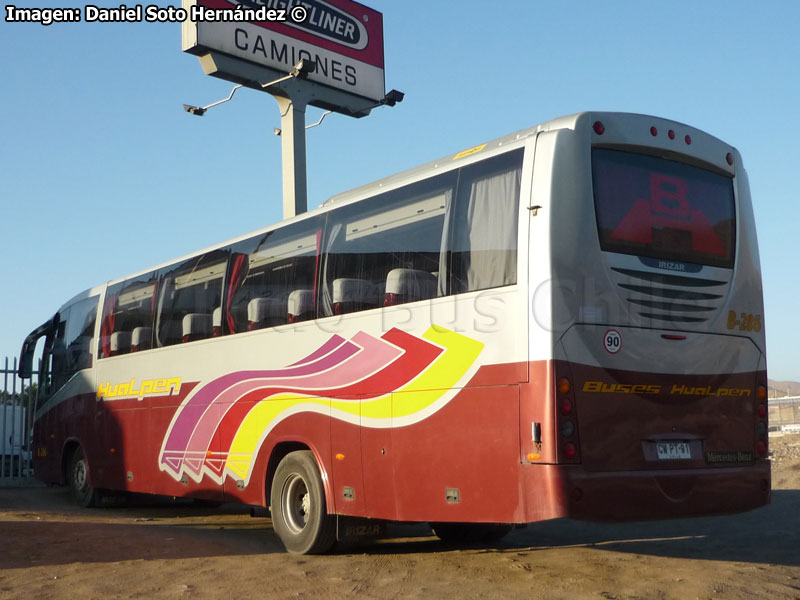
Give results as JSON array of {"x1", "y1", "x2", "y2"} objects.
[{"x1": 656, "y1": 442, "x2": 691, "y2": 460}]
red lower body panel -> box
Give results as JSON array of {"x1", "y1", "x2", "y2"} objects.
[
  {"x1": 34, "y1": 359, "x2": 771, "y2": 527},
  {"x1": 528, "y1": 461, "x2": 771, "y2": 522}
]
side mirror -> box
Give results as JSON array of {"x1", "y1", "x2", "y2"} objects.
[
  {"x1": 18, "y1": 349, "x2": 33, "y2": 379},
  {"x1": 18, "y1": 319, "x2": 54, "y2": 378}
]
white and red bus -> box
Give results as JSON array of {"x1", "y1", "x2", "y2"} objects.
[{"x1": 20, "y1": 112, "x2": 769, "y2": 553}]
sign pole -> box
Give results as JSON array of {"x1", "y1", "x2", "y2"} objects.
[
  {"x1": 274, "y1": 93, "x2": 309, "y2": 219},
  {"x1": 182, "y1": 1, "x2": 399, "y2": 220}
]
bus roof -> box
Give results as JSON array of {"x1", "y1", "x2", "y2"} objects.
[{"x1": 93, "y1": 111, "x2": 732, "y2": 291}]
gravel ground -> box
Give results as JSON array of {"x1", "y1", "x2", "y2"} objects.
[{"x1": 0, "y1": 435, "x2": 798, "y2": 600}]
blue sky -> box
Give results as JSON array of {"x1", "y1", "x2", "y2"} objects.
[{"x1": 1, "y1": 1, "x2": 798, "y2": 380}]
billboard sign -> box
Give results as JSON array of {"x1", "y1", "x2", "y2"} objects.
[{"x1": 182, "y1": 0, "x2": 385, "y2": 103}]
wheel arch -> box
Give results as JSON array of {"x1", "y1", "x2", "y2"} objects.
[{"x1": 263, "y1": 440, "x2": 334, "y2": 513}]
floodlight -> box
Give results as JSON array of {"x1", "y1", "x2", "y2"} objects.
[
  {"x1": 290, "y1": 59, "x2": 316, "y2": 79},
  {"x1": 183, "y1": 104, "x2": 207, "y2": 116},
  {"x1": 182, "y1": 84, "x2": 244, "y2": 116},
  {"x1": 383, "y1": 89, "x2": 405, "y2": 107}
]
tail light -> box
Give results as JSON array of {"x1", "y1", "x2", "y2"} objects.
[
  {"x1": 756, "y1": 383, "x2": 768, "y2": 457},
  {"x1": 556, "y1": 371, "x2": 580, "y2": 463},
  {"x1": 560, "y1": 398, "x2": 573, "y2": 416},
  {"x1": 564, "y1": 442, "x2": 578, "y2": 460}
]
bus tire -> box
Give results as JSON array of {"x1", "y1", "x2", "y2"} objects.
[
  {"x1": 270, "y1": 450, "x2": 336, "y2": 554},
  {"x1": 431, "y1": 522, "x2": 513, "y2": 543},
  {"x1": 67, "y1": 446, "x2": 99, "y2": 508}
]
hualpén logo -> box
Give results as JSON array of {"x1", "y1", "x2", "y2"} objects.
[{"x1": 224, "y1": 0, "x2": 370, "y2": 51}]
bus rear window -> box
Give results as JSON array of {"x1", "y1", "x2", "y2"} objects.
[{"x1": 592, "y1": 148, "x2": 735, "y2": 268}]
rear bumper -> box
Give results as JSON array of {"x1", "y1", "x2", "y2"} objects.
[{"x1": 556, "y1": 460, "x2": 771, "y2": 521}]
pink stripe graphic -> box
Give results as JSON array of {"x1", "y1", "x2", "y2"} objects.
[{"x1": 167, "y1": 332, "x2": 404, "y2": 470}]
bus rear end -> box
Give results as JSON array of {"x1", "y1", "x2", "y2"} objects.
[{"x1": 529, "y1": 112, "x2": 769, "y2": 520}]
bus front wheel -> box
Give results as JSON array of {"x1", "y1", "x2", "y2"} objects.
[
  {"x1": 270, "y1": 450, "x2": 336, "y2": 554},
  {"x1": 68, "y1": 446, "x2": 99, "y2": 508}
]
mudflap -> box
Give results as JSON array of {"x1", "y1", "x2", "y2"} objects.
[{"x1": 336, "y1": 516, "x2": 388, "y2": 543}]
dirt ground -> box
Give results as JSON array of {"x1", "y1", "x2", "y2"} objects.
[{"x1": 1, "y1": 436, "x2": 799, "y2": 600}]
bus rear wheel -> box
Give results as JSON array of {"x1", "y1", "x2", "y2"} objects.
[
  {"x1": 68, "y1": 446, "x2": 99, "y2": 508},
  {"x1": 270, "y1": 450, "x2": 336, "y2": 554},
  {"x1": 431, "y1": 522, "x2": 513, "y2": 543}
]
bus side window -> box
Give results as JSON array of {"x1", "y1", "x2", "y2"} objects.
[
  {"x1": 100, "y1": 274, "x2": 157, "y2": 358},
  {"x1": 227, "y1": 217, "x2": 322, "y2": 333},
  {"x1": 320, "y1": 172, "x2": 455, "y2": 317},
  {"x1": 447, "y1": 149, "x2": 523, "y2": 294},
  {"x1": 154, "y1": 252, "x2": 228, "y2": 347}
]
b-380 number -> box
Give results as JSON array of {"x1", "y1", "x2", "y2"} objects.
[{"x1": 726, "y1": 311, "x2": 761, "y2": 332}]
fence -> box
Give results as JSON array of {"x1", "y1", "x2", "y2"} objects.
[
  {"x1": 1, "y1": 357, "x2": 36, "y2": 480},
  {"x1": 769, "y1": 395, "x2": 800, "y2": 431}
]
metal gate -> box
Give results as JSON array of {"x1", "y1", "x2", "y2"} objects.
[{"x1": 1, "y1": 357, "x2": 36, "y2": 480}]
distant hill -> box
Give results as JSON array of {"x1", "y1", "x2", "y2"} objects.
[{"x1": 769, "y1": 380, "x2": 800, "y2": 398}]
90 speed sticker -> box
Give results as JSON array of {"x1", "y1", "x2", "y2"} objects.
[{"x1": 603, "y1": 329, "x2": 622, "y2": 354}]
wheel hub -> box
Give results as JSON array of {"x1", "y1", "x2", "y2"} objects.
[
  {"x1": 283, "y1": 473, "x2": 311, "y2": 534},
  {"x1": 74, "y1": 459, "x2": 87, "y2": 491}
]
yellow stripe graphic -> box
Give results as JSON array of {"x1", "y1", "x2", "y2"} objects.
[{"x1": 224, "y1": 327, "x2": 483, "y2": 481}]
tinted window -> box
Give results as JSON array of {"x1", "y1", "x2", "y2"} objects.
[
  {"x1": 593, "y1": 148, "x2": 735, "y2": 268},
  {"x1": 155, "y1": 251, "x2": 228, "y2": 347},
  {"x1": 100, "y1": 273, "x2": 157, "y2": 357},
  {"x1": 48, "y1": 295, "x2": 98, "y2": 392},
  {"x1": 321, "y1": 172, "x2": 455, "y2": 316},
  {"x1": 227, "y1": 218, "x2": 322, "y2": 331}
]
